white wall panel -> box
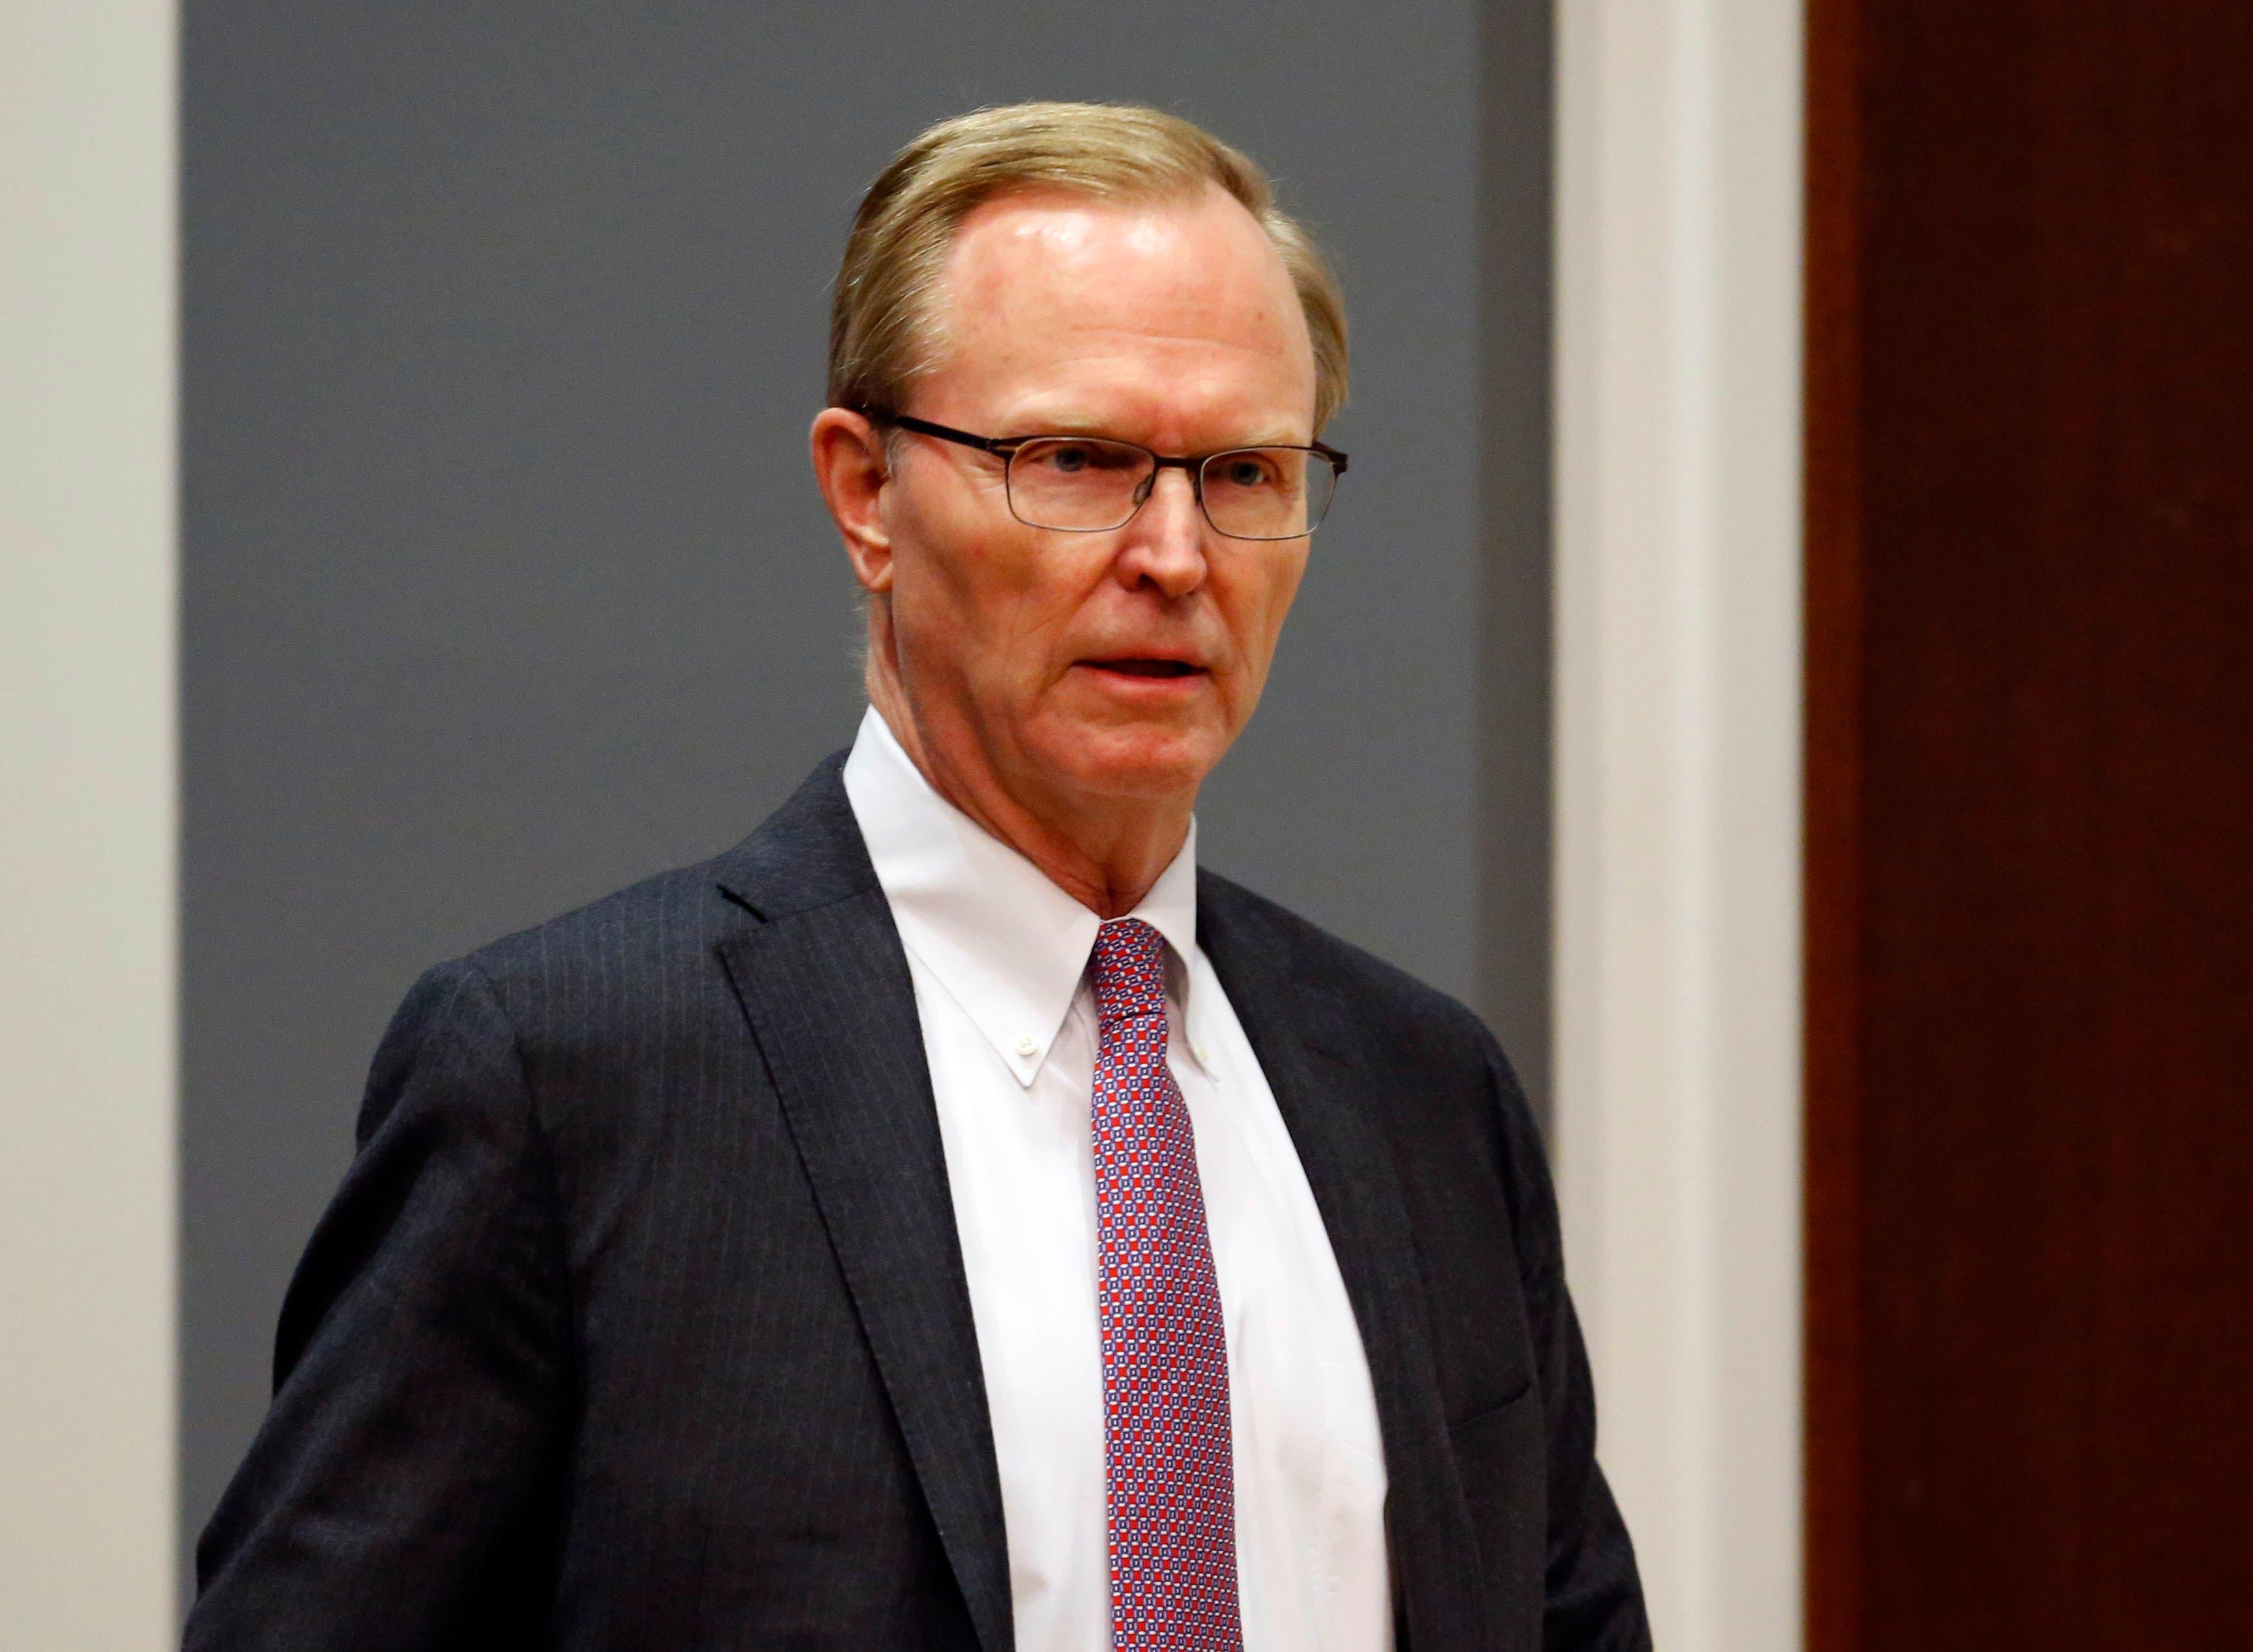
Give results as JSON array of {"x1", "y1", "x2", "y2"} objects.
[
  {"x1": 0, "y1": 1, "x2": 180, "y2": 1642},
  {"x1": 1552, "y1": 1, "x2": 1805, "y2": 1645}
]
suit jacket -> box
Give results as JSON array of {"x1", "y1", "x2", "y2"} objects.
[{"x1": 188, "y1": 755, "x2": 1648, "y2": 1651}]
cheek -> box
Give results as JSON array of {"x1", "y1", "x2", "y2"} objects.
[
  {"x1": 1217, "y1": 550, "x2": 1309, "y2": 689},
  {"x1": 890, "y1": 504, "x2": 1089, "y2": 690}
]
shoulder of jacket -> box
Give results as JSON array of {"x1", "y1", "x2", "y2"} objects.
[
  {"x1": 431, "y1": 852, "x2": 747, "y2": 1014},
  {"x1": 1199, "y1": 867, "x2": 1495, "y2": 1060}
]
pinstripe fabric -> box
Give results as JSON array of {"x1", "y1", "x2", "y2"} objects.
[{"x1": 184, "y1": 755, "x2": 1648, "y2": 1652}]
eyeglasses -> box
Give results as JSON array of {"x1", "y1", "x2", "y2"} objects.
[{"x1": 861, "y1": 409, "x2": 1347, "y2": 541}]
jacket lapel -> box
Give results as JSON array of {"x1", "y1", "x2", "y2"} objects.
[
  {"x1": 1199, "y1": 872, "x2": 1492, "y2": 1651},
  {"x1": 712, "y1": 760, "x2": 1011, "y2": 1652}
]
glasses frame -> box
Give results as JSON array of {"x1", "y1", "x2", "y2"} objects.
[{"x1": 859, "y1": 409, "x2": 1348, "y2": 541}]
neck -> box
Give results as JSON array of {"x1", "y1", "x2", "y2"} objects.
[{"x1": 869, "y1": 679, "x2": 1190, "y2": 921}]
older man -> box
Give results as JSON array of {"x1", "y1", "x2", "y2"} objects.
[{"x1": 188, "y1": 103, "x2": 1646, "y2": 1651}]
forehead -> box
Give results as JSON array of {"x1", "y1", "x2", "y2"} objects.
[{"x1": 922, "y1": 184, "x2": 1315, "y2": 431}]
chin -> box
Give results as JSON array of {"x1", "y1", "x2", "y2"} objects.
[{"x1": 1038, "y1": 720, "x2": 1225, "y2": 802}]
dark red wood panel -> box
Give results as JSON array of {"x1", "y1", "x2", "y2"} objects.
[{"x1": 1804, "y1": 2, "x2": 2253, "y2": 1647}]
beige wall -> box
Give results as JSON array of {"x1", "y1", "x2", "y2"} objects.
[
  {"x1": 0, "y1": 1, "x2": 180, "y2": 1641},
  {"x1": 1552, "y1": 0, "x2": 1806, "y2": 1647}
]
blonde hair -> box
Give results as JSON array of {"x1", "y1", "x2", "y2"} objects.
[{"x1": 828, "y1": 101, "x2": 1348, "y2": 433}]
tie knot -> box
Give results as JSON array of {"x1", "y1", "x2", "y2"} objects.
[{"x1": 1091, "y1": 918, "x2": 1169, "y2": 1024}]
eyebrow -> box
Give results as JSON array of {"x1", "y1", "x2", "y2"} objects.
[{"x1": 995, "y1": 409, "x2": 1308, "y2": 447}]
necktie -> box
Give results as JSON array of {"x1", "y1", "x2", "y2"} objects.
[{"x1": 1089, "y1": 917, "x2": 1243, "y2": 1651}]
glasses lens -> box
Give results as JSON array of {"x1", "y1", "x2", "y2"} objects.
[
  {"x1": 1199, "y1": 448, "x2": 1338, "y2": 539},
  {"x1": 1005, "y1": 437, "x2": 1155, "y2": 530}
]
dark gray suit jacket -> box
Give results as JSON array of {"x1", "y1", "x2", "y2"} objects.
[{"x1": 188, "y1": 755, "x2": 1648, "y2": 1650}]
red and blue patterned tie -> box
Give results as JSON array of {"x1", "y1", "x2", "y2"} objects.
[{"x1": 1089, "y1": 917, "x2": 1243, "y2": 1651}]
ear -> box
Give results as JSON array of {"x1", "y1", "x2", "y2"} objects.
[{"x1": 809, "y1": 407, "x2": 895, "y2": 594}]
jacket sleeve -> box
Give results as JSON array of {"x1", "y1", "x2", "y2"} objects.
[
  {"x1": 186, "y1": 959, "x2": 573, "y2": 1651},
  {"x1": 1485, "y1": 1036, "x2": 1653, "y2": 1652}
]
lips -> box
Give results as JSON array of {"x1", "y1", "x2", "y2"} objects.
[{"x1": 1086, "y1": 658, "x2": 1201, "y2": 678}]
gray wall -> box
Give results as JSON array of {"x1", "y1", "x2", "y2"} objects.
[
  {"x1": 1480, "y1": 0, "x2": 1554, "y2": 1131},
  {"x1": 180, "y1": 0, "x2": 1550, "y2": 1596}
]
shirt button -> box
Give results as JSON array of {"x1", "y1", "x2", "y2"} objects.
[{"x1": 1014, "y1": 1035, "x2": 1039, "y2": 1058}]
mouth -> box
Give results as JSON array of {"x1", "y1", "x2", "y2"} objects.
[{"x1": 1082, "y1": 657, "x2": 1203, "y2": 680}]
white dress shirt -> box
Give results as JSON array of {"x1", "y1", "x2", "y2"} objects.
[{"x1": 841, "y1": 707, "x2": 1393, "y2": 1652}]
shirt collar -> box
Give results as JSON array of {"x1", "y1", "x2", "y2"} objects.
[{"x1": 841, "y1": 706, "x2": 1203, "y2": 1088}]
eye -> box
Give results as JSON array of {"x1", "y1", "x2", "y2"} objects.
[
  {"x1": 1018, "y1": 438, "x2": 1143, "y2": 476},
  {"x1": 1215, "y1": 452, "x2": 1282, "y2": 489}
]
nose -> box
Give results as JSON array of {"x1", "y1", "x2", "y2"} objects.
[{"x1": 1117, "y1": 465, "x2": 1208, "y2": 598}]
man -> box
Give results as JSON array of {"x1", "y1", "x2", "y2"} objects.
[{"x1": 188, "y1": 102, "x2": 1646, "y2": 1651}]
